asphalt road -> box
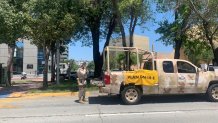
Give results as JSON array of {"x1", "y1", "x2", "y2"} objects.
[{"x1": 1, "y1": 93, "x2": 218, "y2": 123}]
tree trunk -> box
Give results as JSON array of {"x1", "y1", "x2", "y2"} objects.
[
  {"x1": 202, "y1": 22, "x2": 218, "y2": 65},
  {"x1": 129, "y1": 8, "x2": 138, "y2": 47},
  {"x1": 112, "y1": 0, "x2": 126, "y2": 47},
  {"x1": 174, "y1": 38, "x2": 182, "y2": 59},
  {"x1": 51, "y1": 50, "x2": 55, "y2": 83},
  {"x1": 99, "y1": 15, "x2": 117, "y2": 74},
  {"x1": 56, "y1": 41, "x2": 60, "y2": 84},
  {"x1": 174, "y1": 2, "x2": 181, "y2": 59},
  {"x1": 6, "y1": 45, "x2": 15, "y2": 87},
  {"x1": 43, "y1": 45, "x2": 50, "y2": 88},
  {"x1": 214, "y1": 48, "x2": 218, "y2": 65},
  {"x1": 103, "y1": 16, "x2": 116, "y2": 50},
  {"x1": 112, "y1": 0, "x2": 128, "y2": 70},
  {"x1": 90, "y1": 19, "x2": 101, "y2": 77},
  {"x1": 128, "y1": 16, "x2": 137, "y2": 70},
  {"x1": 209, "y1": 39, "x2": 218, "y2": 65},
  {"x1": 92, "y1": 35, "x2": 101, "y2": 77}
]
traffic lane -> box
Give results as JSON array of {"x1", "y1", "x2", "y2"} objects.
[
  {"x1": 1, "y1": 94, "x2": 218, "y2": 123},
  {"x1": 1, "y1": 108, "x2": 218, "y2": 123},
  {"x1": 89, "y1": 94, "x2": 218, "y2": 114},
  {"x1": 92, "y1": 109, "x2": 218, "y2": 123}
]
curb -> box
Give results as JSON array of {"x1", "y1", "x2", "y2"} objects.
[
  {"x1": 0, "y1": 91, "x2": 94, "y2": 109},
  {"x1": 7, "y1": 91, "x2": 90, "y2": 99}
]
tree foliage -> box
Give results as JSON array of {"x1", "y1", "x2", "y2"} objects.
[
  {"x1": 0, "y1": 0, "x2": 27, "y2": 86},
  {"x1": 183, "y1": 39, "x2": 213, "y2": 65},
  {"x1": 188, "y1": 0, "x2": 218, "y2": 65},
  {"x1": 25, "y1": 0, "x2": 77, "y2": 88},
  {"x1": 70, "y1": 0, "x2": 117, "y2": 77},
  {"x1": 114, "y1": 0, "x2": 152, "y2": 47},
  {"x1": 87, "y1": 61, "x2": 95, "y2": 71},
  {"x1": 156, "y1": 0, "x2": 193, "y2": 59}
]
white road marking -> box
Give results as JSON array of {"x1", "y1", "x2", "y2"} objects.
[{"x1": 85, "y1": 111, "x2": 184, "y2": 117}]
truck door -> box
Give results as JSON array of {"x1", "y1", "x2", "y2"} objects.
[
  {"x1": 177, "y1": 61, "x2": 197, "y2": 93},
  {"x1": 159, "y1": 61, "x2": 178, "y2": 94}
]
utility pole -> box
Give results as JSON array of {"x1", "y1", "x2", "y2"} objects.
[{"x1": 56, "y1": 42, "x2": 60, "y2": 85}]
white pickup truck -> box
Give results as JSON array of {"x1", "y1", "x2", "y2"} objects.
[{"x1": 92, "y1": 46, "x2": 218, "y2": 105}]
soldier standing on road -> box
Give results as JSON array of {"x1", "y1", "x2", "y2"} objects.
[{"x1": 77, "y1": 62, "x2": 88, "y2": 103}]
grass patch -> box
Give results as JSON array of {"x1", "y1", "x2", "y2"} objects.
[{"x1": 28, "y1": 79, "x2": 98, "y2": 93}]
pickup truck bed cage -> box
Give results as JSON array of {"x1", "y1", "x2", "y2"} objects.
[{"x1": 103, "y1": 46, "x2": 155, "y2": 71}]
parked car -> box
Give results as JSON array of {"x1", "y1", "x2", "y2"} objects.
[
  {"x1": 87, "y1": 70, "x2": 94, "y2": 79},
  {"x1": 70, "y1": 71, "x2": 77, "y2": 80}
]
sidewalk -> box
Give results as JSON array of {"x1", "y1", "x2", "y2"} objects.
[
  {"x1": 1, "y1": 74, "x2": 100, "y2": 100},
  {"x1": 0, "y1": 77, "x2": 43, "y2": 99},
  {"x1": 11, "y1": 74, "x2": 50, "y2": 81}
]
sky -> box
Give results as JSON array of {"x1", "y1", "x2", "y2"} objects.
[{"x1": 69, "y1": 6, "x2": 174, "y2": 61}]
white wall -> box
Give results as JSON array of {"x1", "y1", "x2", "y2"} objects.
[
  {"x1": 23, "y1": 40, "x2": 38, "y2": 74},
  {"x1": 0, "y1": 43, "x2": 9, "y2": 67}
]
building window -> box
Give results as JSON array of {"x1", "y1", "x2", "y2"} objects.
[
  {"x1": 163, "y1": 61, "x2": 174, "y2": 73},
  {"x1": 27, "y1": 64, "x2": 33, "y2": 69}
]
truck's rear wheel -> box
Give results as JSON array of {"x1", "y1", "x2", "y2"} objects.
[
  {"x1": 121, "y1": 86, "x2": 141, "y2": 105},
  {"x1": 207, "y1": 84, "x2": 218, "y2": 102}
]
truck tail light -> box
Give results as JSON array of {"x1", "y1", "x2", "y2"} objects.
[{"x1": 104, "y1": 74, "x2": 110, "y2": 85}]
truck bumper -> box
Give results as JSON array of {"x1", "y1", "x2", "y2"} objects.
[
  {"x1": 99, "y1": 86, "x2": 110, "y2": 93},
  {"x1": 90, "y1": 79, "x2": 112, "y2": 94}
]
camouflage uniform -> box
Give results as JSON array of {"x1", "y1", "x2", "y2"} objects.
[{"x1": 77, "y1": 65, "x2": 88, "y2": 102}]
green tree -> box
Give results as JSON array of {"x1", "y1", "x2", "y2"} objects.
[
  {"x1": 115, "y1": 52, "x2": 137, "y2": 70},
  {"x1": 156, "y1": 0, "x2": 192, "y2": 59},
  {"x1": 69, "y1": 60, "x2": 79, "y2": 71},
  {"x1": 0, "y1": 0, "x2": 27, "y2": 86},
  {"x1": 183, "y1": 39, "x2": 213, "y2": 65},
  {"x1": 112, "y1": 0, "x2": 152, "y2": 70},
  {"x1": 188, "y1": 0, "x2": 218, "y2": 65},
  {"x1": 87, "y1": 61, "x2": 95, "y2": 71},
  {"x1": 25, "y1": 0, "x2": 77, "y2": 88},
  {"x1": 69, "y1": 0, "x2": 117, "y2": 77},
  {"x1": 119, "y1": 0, "x2": 151, "y2": 47}
]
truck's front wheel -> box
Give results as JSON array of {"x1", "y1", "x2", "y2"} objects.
[
  {"x1": 121, "y1": 86, "x2": 141, "y2": 105},
  {"x1": 207, "y1": 84, "x2": 218, "y2": 102}
]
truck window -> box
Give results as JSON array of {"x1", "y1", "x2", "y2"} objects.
[
  {"x1": 177, "y1": 61, "x2": 196, "y2": 73},
  {"x1": 163, "y1": 61, "x2": 174, "y2": 73},
  {"x1": 143, "y1": 61, "x2": 156, "y2": 70}
]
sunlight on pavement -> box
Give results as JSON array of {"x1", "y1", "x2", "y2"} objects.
[
  {"x1": 0, "y1": 92, "x2": 90, "y2": 109},
  {"x1": 0, "y1": 104, "x2": 19, "y2": 109}
]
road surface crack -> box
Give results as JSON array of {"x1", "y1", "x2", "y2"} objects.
[{"x1": 97, "y1": 105, "x2": 103, "y2": 123}]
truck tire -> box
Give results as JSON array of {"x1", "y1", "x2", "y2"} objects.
[
  {"x1": 207, "y1": 84, "x2": 218, "y2": 102},
  {"x1": 121, "y1": 86, "x2": 142, "y2": 105}
]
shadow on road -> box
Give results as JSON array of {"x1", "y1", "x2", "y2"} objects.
[
  {"x1": 88, "y1": 94, "x2": 207, "y2": 105},
  {"x1": 89, "y1": 95, "x2": 122, "y2": 105}
]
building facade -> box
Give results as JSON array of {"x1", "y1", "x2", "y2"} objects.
[
  {"x1": 60, "y1": 44, "x2": 69, "y2": 62},
  {"x1": 109, "y1": 35, "x2": 149, "y2": 50},
  {"x1": 0, "y1": 40, "x2": 69, "y2": 75},
  {"x1": 23, "y1": 40, "x2": 38, "y2": 74},
  {"x1": 0, "y1": 44, "x2": 9, "y2": 67}
]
